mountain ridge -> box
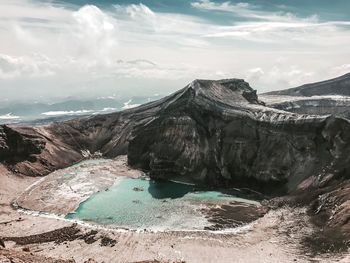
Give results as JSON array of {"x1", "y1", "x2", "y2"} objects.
[
  {"x1": 264, "y1": 72, "x2": 350, "y2": 97},
  {"x1": 1, "y1": 77, "x2": 349, "y2": 239},
  {"x1": 2, "y1": 78, "x2": 347, "y2": 185},
  {"x1": 261, "y1": 72, "x2": 350, "y2": 119}
]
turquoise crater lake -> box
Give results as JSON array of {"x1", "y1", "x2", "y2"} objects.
[{"x1": 66, "y1": 176, "x2": 259, "y2": 231}]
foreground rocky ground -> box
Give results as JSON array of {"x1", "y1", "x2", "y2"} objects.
[
  {"x1": 1, "y1": 163, "x2": 349, "y2": 263},
  {"x1": 14, "y1": 156, "x2": 142, "y2": 215}
]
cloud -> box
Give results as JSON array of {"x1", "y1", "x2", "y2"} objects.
[
  {"x1": 246, "y1": 67, "x2": 264, "y2": 83},
  {"x1": 245, "y1": 63, "x2": 316, "y2": 91},
  {"x1": 0, "y1": 53, "x2": 57, "y2": 79},
  {"x1": 71, "y1": 5, "x2": 118, "y2": 62},
  {"x1": 113, "y1": 2, "x2": 214, "y2": 41},
  {"x1": 73, "y1": 5, "x2": 116, "y2": 34},
  {"x1": 0, "y1": 0, "x2": 349, "y2": 99},
  {"x1": 191, "y1": 0, "x2": 315, "y2": 22},
  {"x1": 191, "y1": 2, "x2": 349, "y2": 47},
  {"x1": 192, "y1": 0, "x2": 350, "y2": 46},
  {"x1": 191, "y1": 0, "x2": 255, "y2": 14},
  {"x1": 331, "y1": 64, "x2": 350, "y2": 76},
  {"x1": 125, "y1": 3, "x2": 155, "y2": 19}
]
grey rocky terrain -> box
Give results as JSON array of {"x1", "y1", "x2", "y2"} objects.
[
  {"x1": 0, "y1": 77, "x2": 349, "y2": 244},
  {"x1": 262, "y1": 73, "x2": 350, "y2": 119}
]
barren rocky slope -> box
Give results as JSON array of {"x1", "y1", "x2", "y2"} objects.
[
  {"x1": 264, "y1": 73, "x2": 350, "y2": 97},
  {"x1": 0, "y1": 78, "x2": 349, "y2": 241},
  {"x1": 260, "y1": 96, "x2": 350, "y2": 119},
  {"x1": 262, "y1": 73, "x2": 350, "y2": 118}
]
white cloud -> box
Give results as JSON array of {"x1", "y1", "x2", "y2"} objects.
[
  {"x1": 191, "y1": 0, "x2": 316, "y2": 22},
  {"x1": 73, "y1": 5, "x2": 116, "y2": 34},
  {"x1": 331, "y1": 64, "x2": 350, "y2": 76},
  {"x1": 71, "y1": 5, "x2": 118, "y2": 62},
  {"x1": 204, "y1": 20, "x2": 350, "y2": 44},
  {"x1": 246, "y1": 67, "x2": 264, "y2": 83},
  {"x1": 191, "y1": 1, "x2": 255, "y2": 13},
  {"x1": 0, "y1": 53, "x2": 57, "y2": 79},
  {"x1": 193, "y1": 0, "x2": 350, "y2": 46},
  {"x1": 125, "y1": 3, "x2": 155, "y2": 19},
  {"x1": 0, "y1": 0, "x2": 349, "y2": 99},
  {"x1": 245, "y1": 63, "x2": 316, "y2": 91}
]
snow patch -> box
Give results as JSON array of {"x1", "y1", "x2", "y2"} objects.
[
  {"x1": 41, "y1": 110, "x2": 93, "y2": 116},
  {"x1": 122, "y1": 99, "x2": 141, "y2": 110},
  {"x1": 0, "y1": 113, "x2": 20, "y2": 119}
]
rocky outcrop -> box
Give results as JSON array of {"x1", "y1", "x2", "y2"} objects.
[
  {"x1": 2, "y1": 79, "x2": 350, "y2": 194},
  {"x1": 1, "y1": 77, "x2": 349, "y2": 239},
  {"x1": 0, "y1": 125, "x2": 81, "y2": 176},
  {"x1": 0, "y1": 125, "x2": 45, "y2": 162},
  {"x1": 260, "y1": 96, "x2": 350, "y2": 119},
  {"x1": 125, "y1": 80, "x2": 350, "y2": 195},
  {"x1": 261, "y1": 73, "x2": 350, "y2": 119}
]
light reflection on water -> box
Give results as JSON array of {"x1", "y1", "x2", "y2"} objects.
[{"x1": 66, "y1": 177, "x2": 257, "y2": 231}]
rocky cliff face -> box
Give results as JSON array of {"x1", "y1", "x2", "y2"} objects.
[
  {"x1": 2, "y1": 78, "x2": 350, "y2": 194},
  {"x1": 260, "y1": 97, "x2": 350, "y2": 119},
  {"x1": 1, "y1": 77, "x2": 349, "y2": 239},
  {"x1": 261, "y1": 73, "x2": 350, "y2": 119},
  {"x1": 0, "y1": 125, "x2": 45, "y2": 162},
  {"x1": 126, "y1": 79, "x2": 350, "y2": 195},
  {"x1": 0, "y1": 125, "x2": 81, "y2": 176}
]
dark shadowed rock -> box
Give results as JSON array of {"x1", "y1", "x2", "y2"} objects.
[
  {"x1": 1, "y1": 78, "x2": 350, "y2": 193},
  {"x1": 0, "y1": 125, "x2": 45, "y2": 162},
  {"x1": 0, "y1": 125, "x2": 81, "y2": 176},
  {"x1": 0, "y1": 78, "x2": 349, "y2": 239},
  {"x1": 125, "y1": 79, "x2": 350, "y2": 196}
]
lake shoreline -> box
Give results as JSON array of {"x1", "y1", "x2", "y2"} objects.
[
  {"x1": 1, "y1": 162, "x2": 349, "y2": 262},
  {"x1": 14, "y1": 157, "x2": 265, "y2": 232}
]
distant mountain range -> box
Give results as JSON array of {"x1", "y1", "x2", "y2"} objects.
[
  {"x1": 261, "y1": 72, "x2": 350, "y2": 119},
  {"x1": 1, "y1": 77, "x2": 350, "y2": 243},
  {"x1": 3, "y1": 73, "x2": 349, "y2": 125},
  {"x1": 264, "y1": 72, "x2": 350, "y2": 97},
  {"x1": 0, "y1": 95, "x2": 163, "y2": 125}
]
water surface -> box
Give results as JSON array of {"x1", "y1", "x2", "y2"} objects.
[{"x1": 66, "y1": 177, "x2": 258, "y2": 231}]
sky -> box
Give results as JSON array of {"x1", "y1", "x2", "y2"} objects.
[{"x1": 0, "y1": 0, "x2": 350, "y2": 101}]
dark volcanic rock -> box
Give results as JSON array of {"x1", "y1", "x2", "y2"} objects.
[
  {"x1": 47, "y1": 79, "x2": 350, "y2": 196},
  {"x1": 1, "y1": 77, "x2": 349, "y2": 239},
  {"x1": 1, "y1": 224, "x2": 102, "y2": 246},
  {"x1": 126, "y1": 79, "x2": 350, "y2": 195},
  {"x1": 0, "y1": 125, "x2": 45, "y2": 162},
  {"x1": 2, "y1": 78, "x2": 350, "y2": 195},
  {"x1": 261, "y1": 72, "x2": 350, "y2": 119},
  {"x1": 0, "y1": 125, "x2": 81, "y2": 176},
  {"x1": 202, "y1": 201, "x2": 268, "y2": 230},
  {"x1": 262, "y1": 97, "x2": 350, "y2": 120}
]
